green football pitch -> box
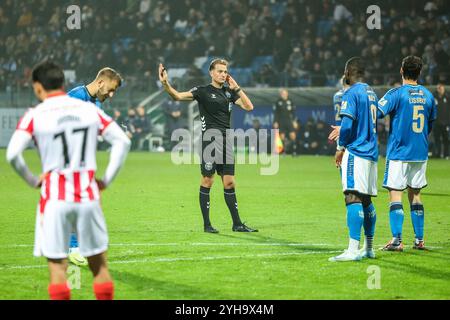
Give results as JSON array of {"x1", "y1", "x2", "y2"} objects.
[{"x1": 0, "y1": 150, "x2": 449, "y2": 300}]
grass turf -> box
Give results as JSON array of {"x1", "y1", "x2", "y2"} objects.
[{"x1": 0, "y1": 150, "x2": 449, "y2": 300}]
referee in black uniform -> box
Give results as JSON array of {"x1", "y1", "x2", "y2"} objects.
[{"x1": 159, "y1": 59, "x2": 258, "y2": 233}]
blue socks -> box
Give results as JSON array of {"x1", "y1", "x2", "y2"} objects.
[
  {"x1": 411, "y1": 203, "x2": 424, "y2": 240},
  {"x1": 347, "y1": 203, "x2": 364, "y2": 241},
  {"x1": 389, "y1": 202, "x2": 404, "y2": 241},
  {"x1": 363, "y1": 203, "x2": 376, "y2": 237},
  {"x1": 70, "y1": 233, "x2": 78, "y2": 248}
]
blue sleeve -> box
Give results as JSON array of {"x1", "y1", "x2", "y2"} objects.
[
  {"x1": 67, "y1": 87, "x2": 82, "y2": 99},
  {"x1": 338, "y1": 114, "x2": 354, "y2": 147},
  {"x1": 428, "y1": 96, "x2": 437, "y2": 134},
  {"x1": 377, "y1": 90, "x2": 396, "y2": 118},
  {"x1": 339, "y1": 91, "x2": 357, "y2": 120}
]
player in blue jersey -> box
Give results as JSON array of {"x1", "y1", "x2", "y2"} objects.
[
  {"x1": 333, "y1": 75, "x2": 350, "y2": 127},
  {"x1": 329, "y1": 57, "x2": 378, "y2": 262},
  {"x1": 68, "y1": 67, "x2": 123, "y2": 108},
  {"x1": 378, "y1": 56, "x2": 437, "y2": 251},
  {"x1": 67, "y1": 67, "x2": 123, "y2": 266}
]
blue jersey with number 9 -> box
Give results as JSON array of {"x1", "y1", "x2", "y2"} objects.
[
  {"x1": 377, "y1": 84, "x2": 437, "y2": 161},
  {"x1": 339, "y1": 82, "x2": 379, "y2": 162}
]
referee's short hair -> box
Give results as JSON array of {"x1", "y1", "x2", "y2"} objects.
[
  {"x1": 32, "y1": 61, "x2": 65, "y2": 90},
  {"x1": 95, "y1": 67, "x2": 123, "y2": 87},
  {"x1": 209, "y1": 59, "x2": 228, "y2": 71}
]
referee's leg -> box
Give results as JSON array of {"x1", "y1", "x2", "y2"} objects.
[
  {"x1": 221, "y1": 174, "x2": 258, "y2": 232},
  {"x1": 200, "y1": 174, "x2": 217, "y2": 233}
]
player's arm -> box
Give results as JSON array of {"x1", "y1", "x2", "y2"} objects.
[
  {"x1": 159, "y1": 64, "x2": 194, "y2": 101},
  {"x1": 428, "y1": 97, "x2": 438, "y2": 135},
  {"x1": 98, "y1": 116, "x2": 131, "y2": 190},
  {"x1": 6, "y1": 130, "x2": 40, "y2": 188},
  {"x1": 377, "y1": 91, "x2": 397, "y2": 119},
  {"x1": 227, "y1": 75, "x2": 254, "y2": 111}
]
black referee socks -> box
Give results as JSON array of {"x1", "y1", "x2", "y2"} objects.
[{"x1": 224, "y1": 188, "x2": 242, "y2": 226}]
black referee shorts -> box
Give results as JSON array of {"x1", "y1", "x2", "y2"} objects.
[{"x1": 200, "y1": 133, "x2": 235, "y2": 177}]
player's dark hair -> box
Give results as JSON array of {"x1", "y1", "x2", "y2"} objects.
[
  {"x1": 96, "y1": 67, "x2": 123, "y2": 87},
  {"x1": 345, "y1": 57, "x2": 365, "y2": 79},
  {"x1": 402, "y1": 56, "x2": 423, "y2": 80},
  {"x1": 31, "y1": 61, "x2": 65, "y2": 90},
  {"x1": 401, "y1": 56, "x2": 423, "y2": 81},
  {"x1": 209, "y1": 58, "x2": 228, "y2": 71}
]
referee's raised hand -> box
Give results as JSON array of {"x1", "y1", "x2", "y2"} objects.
[
  {"x1": 159, "y1": 63, "x2": 168, "y2": 85},
  {"x1": 226, "y1": 74, "x2": 239, "y2": 90}
]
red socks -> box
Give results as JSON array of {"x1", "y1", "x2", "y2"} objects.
[
  {"x1": 48, "y1": 283, "x2": 71, "y2": 300},
  {"x1": 93, "y1": 281, "x2": 114, "y2": 300},
  {"x1": 48, "y1": 281, "x2": 114, "y2": 300}
]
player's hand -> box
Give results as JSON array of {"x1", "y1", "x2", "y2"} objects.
[
  {"x1": 96, "y1": 179, "x2": 106, "y2": 191},
  {"x1": 335, "y1": 150, "x2": 344, "y2": 168},
  {"x1": 159, "y1": 63, "x2": 168, "y2": 85},
  {"x1": 227, "y1": 75, "x2": 239, "y2": 90},
  {"x1": 36, "y1": 172, "x2": 49, "y2": 188},
  {"x1": 328, "y1": 125, "x2": 340, "y2": 141}
]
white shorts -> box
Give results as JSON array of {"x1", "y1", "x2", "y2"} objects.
[
  {"x1": 341, "y1": 150, "x2": 378, "y2": 196},
  {"x1": 383, "y1": 160, "x2": 427, "y2": 190},
  {"x1": 34, "y1": 200, "x2": 108, "y2": 259}
]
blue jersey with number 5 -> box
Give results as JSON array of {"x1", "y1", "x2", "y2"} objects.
[
  {"x1": 339, "y1": 82, "x2": 379, "y2": 162},
  {"x1": 377, "y1": 84, "x2": 437, "y2": 161}
]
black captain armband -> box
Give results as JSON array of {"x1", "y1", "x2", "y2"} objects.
[{"x1": 233, "y1": 87, "x2": 241, "y2": 94}]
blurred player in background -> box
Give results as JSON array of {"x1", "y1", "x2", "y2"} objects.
[
  {"x1": 329, "y1": 57, "x2": 378, "y2": 262},
  {"x1": 333, "y1": 75, "x2": 350, "y2": 128},
  {"x1": 6, "y1": 61, "x2": 130, "y2": 299},
  {"x1": 66, "y1": 67, "x2": 123, "y2": 266},
  {"x1": 159, "y1": 59, "x2": 258, "y2": 233},
  {"x1": 434, "y1": 83, "x2": 449, "y2": 159},
  {"x1": 273, "y1": 89, "x2": 297, "y2": 155},
  {"x1": 378, "y1": 56, "x2": 437, "y2": 251}
]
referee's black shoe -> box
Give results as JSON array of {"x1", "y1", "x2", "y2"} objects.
[
  {"x1": 232, "y1": 223, "x2": 258, "y2": 232},
  {"x1": 204, "y1": 225, "x2": 219, "y2": 233}
]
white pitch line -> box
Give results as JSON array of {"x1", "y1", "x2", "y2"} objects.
[
  {"x1": 0, "y1": 250, "x2": 341, "y2": 271},
  {"x1": 0, "y1": 242, "x2": 443, "y2": 249}
]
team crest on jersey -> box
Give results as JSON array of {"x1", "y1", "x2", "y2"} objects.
[
  {"x1": 204, "y1": 162, "x2": 213, "y2": 171},
  {"x1": 225, "y1": 91, "x2": 231, "y2": 99}
]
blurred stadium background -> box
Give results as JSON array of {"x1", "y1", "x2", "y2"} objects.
[{"x1": 0, "y1": 0, "x2": 449, "y2": 152}]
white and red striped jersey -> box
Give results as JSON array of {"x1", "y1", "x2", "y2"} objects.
[{"x1": 16, "y1": 92, "x2": 113, "y2": 205}]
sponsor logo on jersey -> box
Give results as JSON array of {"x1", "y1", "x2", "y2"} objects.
[{"x1": 379, "y1": 98, "x2": 388, "y2": 107}]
